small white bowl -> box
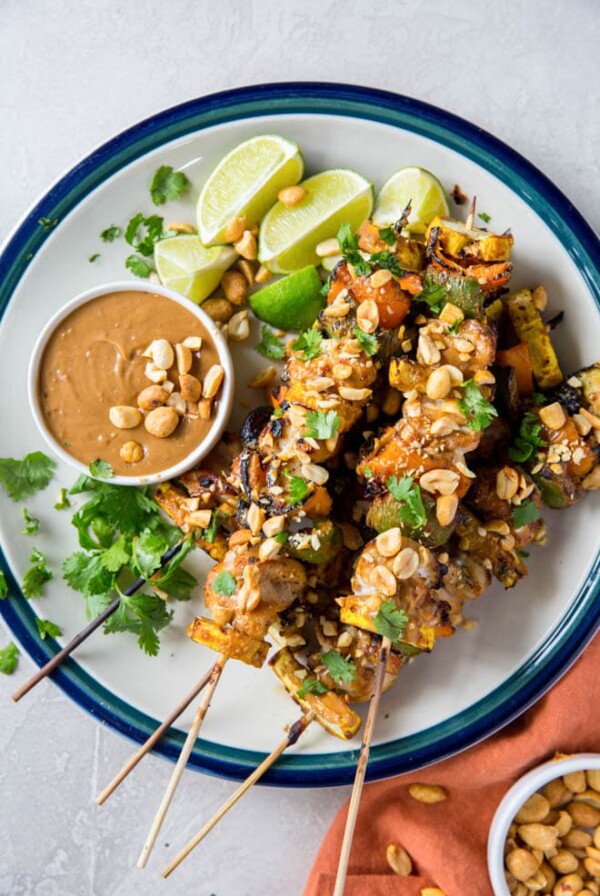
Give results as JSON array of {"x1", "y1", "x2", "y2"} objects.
[
  {"x1": 487, "y1": 752, "x2": 600, "y2": 894},
  {"x1": 28, "y1": 280, "x2": 235, "y2": 486}
]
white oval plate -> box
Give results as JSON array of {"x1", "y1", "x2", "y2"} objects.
[{"x1": 0, "y1": 84, "x2": 598, "y2": 786}]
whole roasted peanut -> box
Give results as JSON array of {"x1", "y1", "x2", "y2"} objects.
[
  {"x1": 524, "y1": 868, "x2": 547, "y2": 891},
  {"x1": 563, "y1": 829, "x2": 592, "y2": 850},
  {"x1": 202, "y1": 364, "x2": 225, "y2": 399},
  {"x1": 506, "y1": 847, "x2": 540, "y2": 882},
  {"x1": 109, "y1": 405, "x2": 142, "y2": 429},
  {"x1": 567, "y1": 802, "x2": 600, "y2": 827},
  {"x1": 587, "y1": 770, "x2": 600, "y2": 791},
  {"x1": 147, "y1": 338, "x2": 174, "y2": 370},
  {"x1": 408, "y1": 783, "x2": 448, "y2": 804},
  {"x1": 144, "y1": 406, "x2": 179, "y2": 438},
  {"x1": 563, "y1": 771, "x2": 588, "y2": 794},
  {"x1": 515, "y1": 792, "x2": 552, "y2": 824},
  {"x1": 201, "y1": 297, "x2": 234, "y2": 323},
  {"x1": 544, "y1": 779, "x2": 573, "y2": 808},
  {"x1": 554, "y1": 810, "x2": 573, "y2": 837},
  {"x1": 574, "y1": 790, "x2": 600, "y2": 810},
  {"x1": 220, "y1": 270, "x2": 247, "y2": 305},
  {"x1": 278, "y1": 185, "x2": 307, "y2": 207},
  {"x1": 385, "y1": 843, "x2": 412, "y2": 876},
  {"x1": 583, "y1": 855, "x2": 600, "y2": 876},
  {"x1": 119, "y1": 441, "x2": 144, "y2": 463},
  {"x1": 180, "y1": 374, "x2": 202, "y2": 403},
  {"x1": 553, "y1": 874, "x2": 584, "y2": 896},
  {"x1": 137, "y1": 385, "x2": 169, "y2": 410},
  {"x1": 517, "y1": 823, "x2": 559, "y2": 852},
  {"x1": 549, "y1": 849, "x2": 579, "y2": 874},
  {"x1": 223, "y1": 215, "x2": 247, "y2": 243}
]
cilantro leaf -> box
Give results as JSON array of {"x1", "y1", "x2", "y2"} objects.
[
  {"x1": 508, "y1": 412, "x2": 547, "y2": 462},
  {"x1": 150, "y1": 165, "x2": 191, "y2": 206},
  {"x1": 104, "y1": 590, "x2": 172, "y2": 656},
  {"x1": 0, "y1": 451, "x2": 56, "y2": 501},
  {"x1": 22, "y1": 549, "x2": 53, "y2": 598},
  {"x1": 256, "y1": 325, "x2": 285, "y2": 360},
  {"x1": 202, "y1": 512, "x2": 219, "y2": 544},
  {"x1": 285, "y1": 471, "x2": 310, "y2": 504},
  {"x1": 125, "y1": 213, "x2": 170, "y2": 257},
  {"x1": 89, "y1": 459, "x2": 113, "y2": 479},
  {"x1": 458, "y1": 380, "x2": 498, "y2": 431},
  {"x1": 304, "y1": 409, "x2": 341, "y2": 440},
  {"x1": 0, "y1": 642, "x2": 19, "y2": 675},
  {"x1": 297, "y1": 677, "x2": 329, "y2": 700},
  {"x1": 321, "y1": 649, "x2": 356, "y2": 684},
  {"x1": 274, "y1": 531, "x2": 289, "y2": 544},
  {"x1": 35, "y1": 618, "x2": 62, "y2": 640},
  {"x1": 320, "y1": 276, "x2": 332, "y2": 297},
  {"x1": 374, "y1": 600, "x2": 408, "y2": 642},
  {"x1": 378, "y1": 226, "x2": 397, "y2": 246},
  {"x1": 39, "y1": 216, "x2": 59, "y2": 231},
  {"x1": 54, "y1": 488, "x2": 71, "y2": 510},
  {"x1": 0, "y1": 571, "x2": 8, "y2": 598},
  {"x1": 418, "y1": 282, "x2": 447, "y2": 315},
  {"x1": 354, "y1": 327, "x2": 378, "y2": 356},
  {"x1": 293, "y1": 329, "x2": 323, "y2": 361},
  {"x1": 100, "y1": 225, "x2": 121, "y2": 242},
  {"x1": 101, "y1": 535, "x2": 131, "y2": 573},
  {"x1": 125, "y1": 254, "x2": 153, "y2": 279},
  {"x1": 89, "y1": 253, "x2": 100, "y2": 263},
  {"x1": 153, "y1": 566, "x2": 197, "y2": 601},
  {"x1": 386, "y1": 475, "x2": 427, "y2": 529},
  {"x1": 369, "y1": 251, "x2": 402, "y2": 277},
  {"x1": 512, "y1": 500, "x2": 541, "y2": 529},
  {"x1": 22, "y1": 508, "x2": 40, "y2": 535},
  {"x1": 337, "y1": 223, "x2": 372, "y2": 276},
  {"x1": 478, "y1": 212, "x2": 492, "y2": 224},
  {"x1": 212, "y1": 571, "x2": 237, "y2": 597}
]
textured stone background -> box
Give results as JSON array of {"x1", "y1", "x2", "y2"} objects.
[{"x1": 0, "y1": 2, "x2": 598, "y2": 894}]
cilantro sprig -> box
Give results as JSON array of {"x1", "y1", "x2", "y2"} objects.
[
  {"x1": 374, "y1": 600, "x2": 409, "y2": 643},
  {"x1": 150, "y1": 165, "x2": 191, "y2": 206},
  {"x1": 0, "y1": 642, "x2": 19, "y2": 675},
  {"x1": 285, "y1": 471, "x2": 310, "y2": 504},
  {"x1": 458, "y1": 380, "x2": 498, "y2": 431},
  {"x1": 304, "y1": 410, "x2": 341, "y2": 440},
  {"x1": 508, "y1": 412, "x2": 547, "y2": 463},
  {"x1": 212, "y1": 571, "x2": 237, "y2": 597},
  {"x1": 125, "y1": 255, "x2": 153, "y2": 279},
  {"x1": 0, "y1": 571, "x2": 8, "y2": 599},
  {"x1": 35, "y1": 618, "x2": 62, "y2": 640},
  {"x1": 0, "y1": 451, "x2": 56, "y2": 501},
  {"x1": 321, "y1": 649, "x2": 356, "y2": 684},
  {"x1": 386, "y1": 475, "x2": 427, "y2": 529},
  {"x1": 256, "y1": 325, "x2": 285, "y2": 360},
  {"x1": 297, "y1": 677, "x2": 329, "y2": 700},
  {"x1": 125, "y1": 213, "x2": 173, "y2": 257},
  {"x1": 100, "y1": 225, "x2": 121, "y2": 242},
  {"x1": 22, "y1": 508, "x2": 40, "y2": 536},
  {"x1": 337, "y1": 223, "x2": 372, "y2": 276},
  {"x1": 512, "y1": 500, "x2": 541, "y2": 529},
  {"x1": 22, "y1": 549, "x2": 53, "y2": 599},
  {"x1": 293, "y1": 329, "x2": 323, "y2": 361},
  {"x1": 354, "y1": 327, "x2": 378, "y2": 356},
  {"x1": 418, "y1": 282, "x2": 447, "y2": 315}
]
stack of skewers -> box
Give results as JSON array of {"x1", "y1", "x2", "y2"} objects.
[{"x1": 14, "y1": 205, "x2": 600, "y2": 891}]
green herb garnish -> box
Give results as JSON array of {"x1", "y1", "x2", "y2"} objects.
[
  {"x1": 0, "y1": 451, "x2": 56, "y2": 501},
  {"x1": 297, "y1": 677, "x2": 329, "y2": 700},
  {"x1": 274, "y1": 531, "x2": 289, "y2": 544},
  {"x1": 0, "y1": 571, "x2": 8, "y2": 598},
  {"x1": 458, "y1": 380, "x2": 498, "y2": 431},
  {"x1": 22, "y1": 549, "x2": 53, "y2": 599},
  {"x1": 321, "y1": 649, "x2": 356, "y2": 684},
  {"x1": 369, "y1": 250, "x2": 402, "y2": 277},
  {"x1": 0, "y1": 642, "x2": 19, "y2": 675},
  {"x1": 508, "y1": 412, "x2": 547, "y2": 463},
  {"x1": 378, "y1": 226, "x2": 397, "y2": 246},
  {"x1": 418, "y1": 282, "x2": 447, "y2": 315},
  {"x1": 125, "y1": 213, "x2": 171, "y2": 257},
  {"x1": 304, "y1": 409, "x2": 341, "y2": 440},
  {"x1": 478, "y1": 212, "x2": 492, "y2": 224},
  {"x1": 22, "y1": 508, "x2": 40, "y2": 536},
  {"x1": 89, "y1": 253, "x2": 100, "y2": 263},
  {"x1": 374, "y1": 600, "x2": 409, "y2": 642},
  {"x1": 512, "y1": 500, "x2": 541, "y2": 529},
  {"x1": 337, "y1": 223, "x2": 372, "y2": 276},
  {"x1": 125, "y1": 255, "x2": 153, "y2": 278},
  {"x1": 89, "y1": 459, "x2": 113, "y2": 479},
  {"x1": 354, "y1": 327, "x2": 378, "y2": 356},
  {"x1": 150, "y1": 165, "x2": 191, "y2": 206},
  {"x1": 293, "y1": 329, "x2": 323, "y2": 361},
  {"x1": 39, "y1": 216, "x2": 59, "y2": 231},
  {"x1": 256, "y1": 325, "x2": 285, "y2": 360},
  {"x1": 100, "y1": 225, "x2": 121, "y2": 242},
  {"x1": 285, "y1": 471, "x2": 310, "y2": 504},
  {"x1": 212, "y1": 571, "x2": 237, "y2": 597},
  {"x1": 386, "y1": 475, "x2": 427, "y2": 529},
  {"x1": 35, "y1": 618, "x2": 63, "y2": 640},
  {"x1": 54, "y1": 488, "x2": 71, "y2": 510}
]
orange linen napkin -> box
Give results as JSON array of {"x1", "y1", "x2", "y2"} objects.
[{"x1": 304, "y1": 633, "x2": 600, "y2": 896}]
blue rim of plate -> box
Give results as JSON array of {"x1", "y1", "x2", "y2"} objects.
[{"x1": 0, "y1": 82, "x2": 599, "y2": 787}]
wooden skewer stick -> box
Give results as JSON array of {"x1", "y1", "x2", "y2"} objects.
[
  {"x1": 137, "y1": 653, "x2": 228, "y2": 870},
  {"x1": 12, "y1": 541, "x2": 184, "y2": 703},
  {"x1": 162, "y1": 709, "x2": 315, "y2": 879},
  {"x1": 466, "y1": 195, "x2": 477, "y2": 230},
  {"x1": 96, "y1": 662, "x2": 217, "y2": 806},
  {"x1": 332, "y1": 635, "x2": 391, "y2": 896}
]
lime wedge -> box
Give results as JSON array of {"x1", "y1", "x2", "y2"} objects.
[
  {"x1": 249, "y1": 266, "x2": 324, "y2": 331},
  {"x1": 259, "y1": 169, "x2": 374, "y2": 274},
  {"x1": 372, "y1": 167, "x2": 449, "y2": 234},
  {"x1": 197, "y1": 135, "x2": 304, "y2": 246},
  {"x1": 154, "y1": 235, "x2": 236, "y2": 304}
]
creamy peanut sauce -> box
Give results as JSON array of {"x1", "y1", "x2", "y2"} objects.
[{"x1": 38, "y1": 290, "x2": 220, "y2": 476}]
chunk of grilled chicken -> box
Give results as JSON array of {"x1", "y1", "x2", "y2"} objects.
[
  {"x1": 465, "y1": 464, "x2": 546, "y2": 548},
  {"x1": 310, "y1": 623, "x2": 403, "y2": 702},
  {"x1": 204, "y1": 543, "x2": 307, "y2": 641}
]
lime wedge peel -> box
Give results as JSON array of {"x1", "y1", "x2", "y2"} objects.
[
  {"x1": 249, "y1": 266, "x2": 324, "y2": 331},
  {"x1": 372, "y1": 166, "x2": 449, "y2": 234},
  {"x1": 259, "y1": 168, "x2": 374, "y2": 274},
  {"x1": 197, "y1": 134, "x2": 304, "y2": 246},
  {"x1": 154, "y1": 235, "x2": 236, "y2": 304}
]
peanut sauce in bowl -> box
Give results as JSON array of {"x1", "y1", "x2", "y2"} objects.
[{"x1": 28, "y1": 282, "x2": 234, "y2": 485}]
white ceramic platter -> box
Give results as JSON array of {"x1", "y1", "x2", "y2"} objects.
[{"x1": 0, "y1": 85, "x2": 598, "y2": 785}]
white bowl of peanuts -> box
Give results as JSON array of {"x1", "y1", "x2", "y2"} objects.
[
  {"x1": 488, "y1": 753, "x2": 600, "y2": 895},
  {"x1": 28, "y1": 280, "x2": 235, "y2": 486}
]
